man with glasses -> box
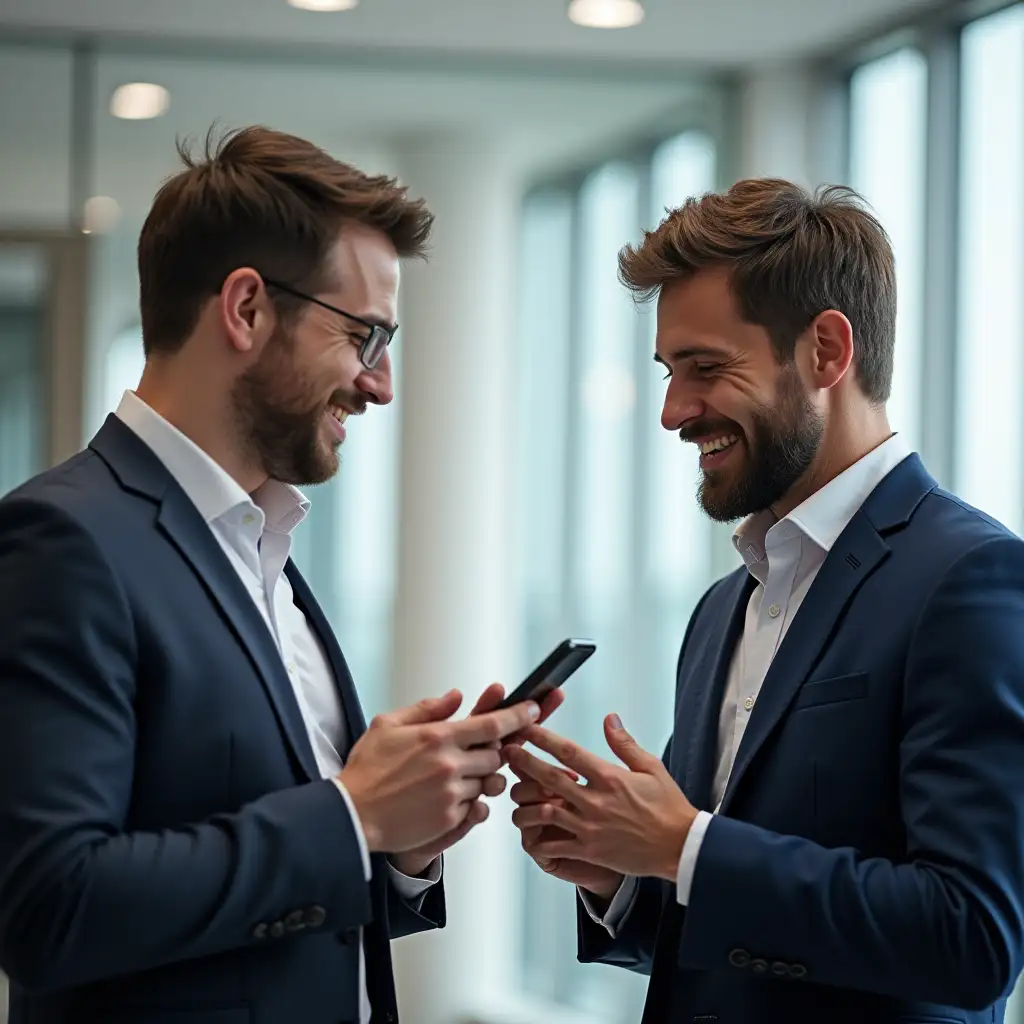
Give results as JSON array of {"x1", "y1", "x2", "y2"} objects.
[{"x1": 0, "y1": 126, "x2": 556, "y2": 1024}]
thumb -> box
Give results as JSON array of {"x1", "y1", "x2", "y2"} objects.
[
  {"x1": 389, "y1": 689, "x2": 463, "y2": 726},
  {"x1": 604, "y1": 714, "x2": 658, "y2": 772}
]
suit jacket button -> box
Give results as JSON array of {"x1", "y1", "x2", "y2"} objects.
[
  {"x1": 771, "y1": 961, "x2": 789, "y2": 977},
  {"x1": 269, "y1": 920, "x2": 285, "y2": 939},
  {"x1": 305, "y1": 905, "x2": 327, "y2": 928},
  {"x1": 790, "y1": 963, "x2": 807, "y2": 979},
  {"x1": 728, "y1": 948, "x2": 750, "y2": 968},
  {"x1": 252, "y1": 922, "x2": 268, "y2": 940},
  {"x1": 285, "y1": 910, "x2": 306, "y2": 932},
  {"x1": 751, "y1": 958, "x2": 768, "y2": 973}
]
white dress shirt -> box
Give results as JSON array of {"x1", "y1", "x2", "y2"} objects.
[
  {"x1": 116, "y1": 391, "x2": 439, "y2": 1024},
  {"x1": 585, "y1": 433, "x2": 913, "y2": 934}
]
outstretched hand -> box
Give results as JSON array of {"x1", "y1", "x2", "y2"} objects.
[{"x1": 506, "y1": 715, "x2": 696, "y2": 883}]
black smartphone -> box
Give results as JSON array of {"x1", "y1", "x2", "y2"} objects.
[{"x1": 496, "y1": 638, "x2": 596, "y2": 710}]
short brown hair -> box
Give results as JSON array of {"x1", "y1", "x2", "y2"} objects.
[
  {"x1": 138, "y1": 125, "x2": 434, "y2": 356},
  {"x1": 619, "y1": 178, "x2": 896, "y2": 403}
]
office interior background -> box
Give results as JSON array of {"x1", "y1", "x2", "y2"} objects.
[{"x1": 0, "y1": 0, "x2": 1021, "y2": 1020}]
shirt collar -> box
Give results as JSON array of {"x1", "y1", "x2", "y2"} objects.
[
  {"x1": 114, "y1": 390, "x2": 310, "y2": 534},
  {"x1": 732, "y1": 432, "x2": 914, "y2": 571}
]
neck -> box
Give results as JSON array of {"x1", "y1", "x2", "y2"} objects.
[
  {"x1": 771, "y1": 404, "x2": 892, "y2": 520},
  {"x1": 135, "y1": 360, "x2": 267, "y2": 494}
]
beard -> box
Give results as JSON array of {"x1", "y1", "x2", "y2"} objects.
[
  {"x1": 231, "y1": 322, "x2": 363, "y2": 487},
  {"x1": 695, "y1": 364, "x2": 824, "y2": 523}
]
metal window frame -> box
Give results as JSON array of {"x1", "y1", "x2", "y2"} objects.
[{"x1": 0, "y1": 229, "x2": 90, "y2": 468}]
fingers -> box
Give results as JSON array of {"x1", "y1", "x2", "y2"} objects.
[
  {"x1": 504, "y1": 747, "x2": 581, "y2": 802},
  {"x1": 451, "y1": 777, "x2": 485, "y2": 803},
  {"x1": 451, "y1": 701, "x2": 540, "y2": 748},
  {"x1": 415, "y1": 798, "x2": 490, "y2": 859},
  {"x1": 512, "y1": 802, "x2": 579, "y2": 833},
  {"x1": 603, "y1": 714, "x2": 660, "y2": 773},
  {"x1": 458, "y1": 746, "x2": 503, "y2": 778},
  {"x1": 517, "y1": 724, "x2": 608, "y2": 781},
  {"x1": 465, "y1": 798, "x2": 490, "y2": 827},
  {"x1": 535, "y1": 687, "x2": 565, "y2": 724},
  {"x1": 531, "y1": 837, "x2": 583, "y2": 862},
  {"x1": 509, "y1": 778, "x2": 574, "y2": 806},
  {"x1": 386, "y1": 689, "x2": 463, "y2": 726},
  {"x1": 469, "y1": 682, "x2": 505, "y2": 716},
  {"x1": 509, "y1": 779, "x2": 548, "y2": 806},
  {"x1": 480, "y1": 773, "x2": 506, "y2": 799}
]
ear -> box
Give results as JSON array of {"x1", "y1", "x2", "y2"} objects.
[
  {"x1": 219, "y1": 269, "x2": 274, "y2": 356},
  {"x1": 801, "y1": 308, "x2": 854, "y2": 390}
]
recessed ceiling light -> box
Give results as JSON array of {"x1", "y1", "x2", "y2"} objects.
[
  {"x1": 287, "y1": 0, "x2": 359, "y2": 11},
  {"x1": 568, "y1": 0, "x2": 644, "y2": 29},
  {"x1": 81, "y1": 196, "x2": 122, "y2": 236},
  {"x1": 110, "y1": 82, "x2": 170, "y2": 120}
]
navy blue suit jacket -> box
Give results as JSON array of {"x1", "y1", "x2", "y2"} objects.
[
  {"x1": 578, "y1": 454, "x2": 1024, "y2": 1024},
  {"x1": 0, "y1": 416, "x2": 444, "y2": 1024}
]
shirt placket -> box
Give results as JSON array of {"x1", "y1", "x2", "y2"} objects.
[{"x1": 743, "y1": 534, "x2": 800, "y2": 723}]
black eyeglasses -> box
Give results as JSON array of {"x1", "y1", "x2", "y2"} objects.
[{"x1": 261, "y1": 277, "x2": 397, "y2": 370}]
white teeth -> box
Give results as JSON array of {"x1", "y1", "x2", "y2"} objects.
[
  {"x1": 699, "y1": 434, "x2": 739, "y2": 455},
  {"x1": 328, "y1": 407, "x2": 349, "y2": 424}
]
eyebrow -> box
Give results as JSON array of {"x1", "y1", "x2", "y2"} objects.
[{"x1": 653, "y1": 346, "x2": 725, "y2": 367}]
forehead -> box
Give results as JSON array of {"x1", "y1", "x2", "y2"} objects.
[
  {"x1": 655, "y1": 266, "x2": 768, "y2": 362},
  {"x1": 323, "y1": 221, "x2": 400, "y2": 321}
]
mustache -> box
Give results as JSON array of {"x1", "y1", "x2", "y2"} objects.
[
  {"x1": 329, "y1": 392, "x2": 368, "y2": 416},
  {"x1": 678, "y1": 420, "x2": 742, "y2": 443}
]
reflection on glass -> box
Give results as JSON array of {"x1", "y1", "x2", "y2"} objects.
[
  {"x1": 849, "y1": 47, "x2": 928, "y2": 451},
  {"x1": 955, "y1": 6, "x2": 1024, "y2": 534}
]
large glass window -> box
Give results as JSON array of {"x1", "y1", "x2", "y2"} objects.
[
  {"x1": 849, "y1": 47, "x2": 928, "y2": 451},
  {"x1": 954, "y1": 4, "x2": 1024, "y2": 534},
  {"x1": 517, "y1": 131, "x2": 717, "y2": 1023}
]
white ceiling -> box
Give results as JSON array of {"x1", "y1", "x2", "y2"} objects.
[{"x1": 0, "y1": 0, "x2": 942, "y2": 68}]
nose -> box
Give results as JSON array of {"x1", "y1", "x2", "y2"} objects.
[
  {"x1": 355, "y1": 350, "x2": 394, "y2": 406},
  {"x1": 661, "y1": 377, "x2": 703, "y2": 433}
]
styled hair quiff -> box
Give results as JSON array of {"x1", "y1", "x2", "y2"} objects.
[
  {"x1": 138, "y1": 125, "x2": 434, "y2": 357},
  {"x1": 618, "y1": 178, "x2": 896, "y2": 403}
]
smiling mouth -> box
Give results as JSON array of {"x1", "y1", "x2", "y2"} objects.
[{"x1": 699, "y1": 433, "x2": 739, "y2": 456}]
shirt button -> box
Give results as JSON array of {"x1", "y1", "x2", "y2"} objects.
[
  {"x1": 743, "y1": 696, "x2": 755, "y2": 711},
  {"x1": 768, "y1": 603, "x2": 781, "y2": 618},
  {"x1": 242, "y1": 513, "x2": 255, "y2": 525}
]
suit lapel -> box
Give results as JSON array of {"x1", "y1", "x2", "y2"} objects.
[
  {"x1": 681, "y1": 570, "x2": 754, "y2": 811},
  {"x1": 285, "y1": 563, "x2": 367, "y2": 749},
  {"x1": 90, "y1": 416, "x2": 321, "y2": 782},
  {"x1": 716, "y1": 486, "x2": 911, "y2": 815}
]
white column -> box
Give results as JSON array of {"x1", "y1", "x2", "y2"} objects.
[
  {"x1": 736, "y1": 62, "x2": 822, "y2": 187},
  {"x1": 389, "y1": 136, "x2": 523, "y2": 1024}
]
